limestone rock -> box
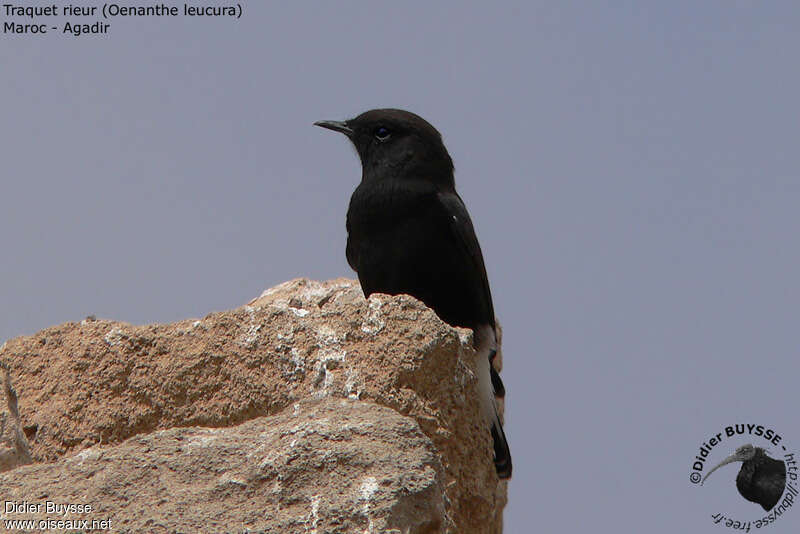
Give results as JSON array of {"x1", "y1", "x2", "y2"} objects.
[
  {"x1": 0, "y1": 278, "x2": 507, "y2": 533},
  {"x1": 0, "y1": 361, "x2": 33, "y2": 472},
  {"x1": 1, "y1": 398, "x2": 445, "y2": 533}
]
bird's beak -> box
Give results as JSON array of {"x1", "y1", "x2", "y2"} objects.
[
  {"x1": 701, "y1": 453, "x2": 742, "y2": 485},
  {"x1": 314, "y1": 120, "x2": 354, "y2": 138}
]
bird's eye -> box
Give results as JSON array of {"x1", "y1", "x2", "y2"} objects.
[{"x1": 374, "y1": 126, "x2": 391, "y2": 141}]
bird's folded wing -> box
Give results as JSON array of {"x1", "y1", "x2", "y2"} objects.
[{"x1": 436, "y1": 191, "x2": 496, "y2": 328}]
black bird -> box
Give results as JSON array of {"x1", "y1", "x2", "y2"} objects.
[
  {"x1": 702, "y1": 444, "x2": 786, "y2": 511},
  {"x1": 315, "y1": 109, "x2": 512, "y2": 479}
]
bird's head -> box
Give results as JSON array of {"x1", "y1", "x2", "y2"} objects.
[
  {"x1": 315, "y1": 109, "x2": 454, "y2": 188},
  {"x1": 701, "y1": 444, "x2": 761, "y2": 485}
]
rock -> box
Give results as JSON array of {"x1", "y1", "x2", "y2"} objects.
[
  {"x1": 1, "y1": 398, "x2": 445, "y2": 533},
  {"x1": 0, "y1": 361, "x2": 33, "y2": 472},
  {"x1": 0, "y1": 278, "x2": 507, "y2": 533}
]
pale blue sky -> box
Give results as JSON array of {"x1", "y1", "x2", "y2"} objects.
[{"x1": 3, "y1": 2, "x2": 800, "y2": 531}]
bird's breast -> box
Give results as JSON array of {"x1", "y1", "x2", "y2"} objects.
[
  {"x1": 347, "y1": 180, "x2": 437, "y2": 233},
  {"x1": 346, "y1": 181, "x2": 452, "y2": 280}
]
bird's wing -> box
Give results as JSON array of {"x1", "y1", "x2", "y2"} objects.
[
  {"x1": 750, "y1": 460, "x2": 787, "y2": 510},
  {"x1": 436, "y1": 191, "x2": 496, "y2": 328},
  {"x1": 437, "y1": 190, "x2": 509, "y2": 474},
  {"x1": 345, "y1": 215, "x2": 358, "y2": 273}
]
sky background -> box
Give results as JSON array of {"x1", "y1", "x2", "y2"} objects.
[{"x1": 2, "y1": 2, "x2": 800, "y2": 531}]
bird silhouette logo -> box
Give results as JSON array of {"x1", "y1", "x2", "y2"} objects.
[
  {"x1": 689, "y1": 425, "x2": 798, "y2": 529},
  {"x1": 701, "y1": 444, "x2": 787, "y2": 511}
]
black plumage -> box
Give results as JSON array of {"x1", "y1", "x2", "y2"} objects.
[
  {"x1": 315, "y1": 109, "x2": 512, "y2": 479},
  {"x1": 702, "y1": 444, "x2": 786, "y2": 511}
]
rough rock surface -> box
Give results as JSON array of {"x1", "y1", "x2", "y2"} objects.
[
  {"x1": 0, "y1": 278, "x2": 507, "y2": 533},
  {"x1": 0, "y1": 363, "x2": 33, "y2": 472}
]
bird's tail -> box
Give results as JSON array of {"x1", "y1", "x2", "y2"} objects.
[
  {"x1": 490, "y1": 401, "x2": 513, "y2": 479},
  {"x1": 477, "y1": 326, "x2": 512, "y2": 479}
]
